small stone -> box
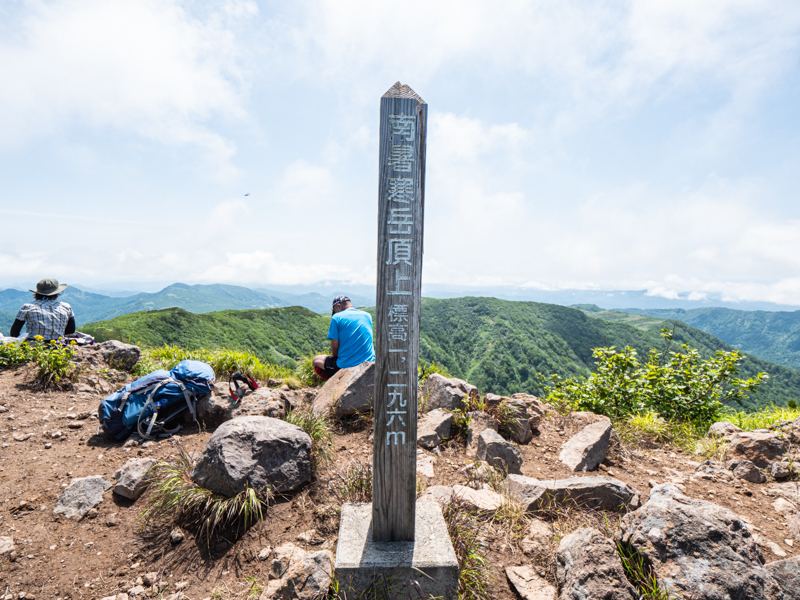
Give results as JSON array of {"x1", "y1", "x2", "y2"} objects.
[
  {"x1": 169, "y1": 529, "x2": 185, "y2": 545},
  {"x1": 128, "y1": 586, "x2": 146, "y2": 596},
  {"x1": 506, "y1": 565, "x2": 556, "y2": 600},
  {"x1": 44, "y1": 442, "x2": 52, "y2": 449},
  {"x1": 50, "y1": 431, "x2": 63, "y2": 439},
  {"x1": 105, "y1": 512, "x2": 119, "y2": 527},
  {"x1": 67, "y1": 421, "x2": 84, "y2": 429},
  {"x1": 0, "y1": 536, "x2": 15, "y2": 556},
  {"x1": 142, "y1": 572, "x2": 158, "y2": 587},
  {"x1": 12, "y1": 432, "x2": 31, "y2": 442},
  {"x1": 174, "y1": 581, "x2": 189, "y2": 591},
  {"x1": 257, "y1": 546, "x2": 272, "y2": 561}
]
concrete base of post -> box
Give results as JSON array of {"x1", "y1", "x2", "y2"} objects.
[{"x1": 334, "y1": 501, "x2": 459, "y2": 599}]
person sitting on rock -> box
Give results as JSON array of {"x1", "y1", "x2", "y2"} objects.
[
  {"x1": 313, "y1": 295, "x2": 375, "y2": 380},
  {"x1": 9, "y1": 278, "x2": 76, "y2": 340}
]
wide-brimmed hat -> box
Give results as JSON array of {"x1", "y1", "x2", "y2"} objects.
[{"x1": 30, "y1": 278, "x2": 68, "y2": 296}]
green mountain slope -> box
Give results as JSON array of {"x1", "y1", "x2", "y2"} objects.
[
  {"x1": 84, "y1": 306, "x2": 330, "y2": 366},
  {"x1": 620, "y1": 307, "x2": 800, "y2": 371},
  {"x1": 83, "y1": 297, "x2": 800, "y2": 409}
]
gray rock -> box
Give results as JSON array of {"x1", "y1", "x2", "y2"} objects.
[
  {"x1": 506, "y1": 474, "x2": 638, "y2": 513},
  {"x1": 98, "y1": 340, "x2": 141, "y2": 372},
  {"x1": 556, "y1": 527, "x2": 636, "y2": 600},
  {"x1": 692, "y1": 460, "x2": 734, "y2": 483},
  {"x1": 192, "y1": 416, "x2": 312, "y2": 497},
  {"x1": 559, "y1": 416, "x2": 612, "y2": 472},
  {"x1": 113, "y1": 458, "x2": 156, "y2": 500},
  {"x1": 789, "y1": 513, "x2": 800, "y2": 539},
  {"x1": 511, "y1": 393, "x2": 547, "y2": 427},
  {"x1": 729, "y1": 431, "x2": 788, "y2": 468},
  {"x1": 521, "y1": 518, "x2": 554, "y2": 557},
  {"x1": 465, "y1": 411, "x2": 497, "y2": 457},
  {"x1": 498, "y1": 398, "x2": 535, "y2": 444},
  {"x1": 54, "y1": 476, "x2": 111, "y2": 520},
  {"x1": 728, "y1": 459, "x2": 767, "y2": 484},
  {"x1": 707, "y1": 420, "x2": 742, "y2": 438},
  {"x1": 311, "y1": 362, "x2": 374, "y2": 418},
  {"x1": 417, "y1": 408, "x2": 454, "y2": 449},
  {"x1": 0, "y1": 536, "x2": 14, "y2": 556},
  {"x1": 769, "y1": 460, "x2": 797, "y2": 481},
  {"x1": 261, "y1": 543, "x2": 333, "y2": 600},
  {"x1": 421, "y1": 373, "x2": 478, "y2": 412},
  {"x1": 484, "y1": 392, "x2": 505, "y2": 409},
  {"x1": 417, "y1": 451, "x2": 436, "y2": 478},
  {"x1": 766, "y1": 557, "x2": 800, "y2": 600},
  {"x1": 620, "y1": 483, "x2": 783, "y2": 600},
  {"x1": 198, "y1": 387, "x2": 290, "y2": 429},
  {"x1": 506, "y1": 566, "x2": 556, "y2": 600},
  {"x1": 477, "y1": 428, "x2": 522, "y2": 474},
  {"x1": 419, "y1": 484, "x2": 503, "y2": 512}
]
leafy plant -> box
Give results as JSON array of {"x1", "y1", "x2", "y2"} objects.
[
  {"x1": 140, "y1": 449, "x2": 269, "y2": 547},
  {"x1": 30, "y1": 338, "x2": 78, "y2": 388},
  {"x1": 0, "y1": 340, "x2": 34, "y2": 368},
  {"x1": 419, "y1": 360, "x2": 452, "y2": 383},
  {"x1": 546, "y1": 331, "x2": 767, "y2": 428}
]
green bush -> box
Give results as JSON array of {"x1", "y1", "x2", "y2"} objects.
[
  {"x1": 0, "y1": 338, "x2": 77, "y2": 389},
  {"x1": 546, "y1": 330, "x2": 767, "y2": 428}
]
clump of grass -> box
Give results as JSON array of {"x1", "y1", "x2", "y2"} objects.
[
  {"x1": 295, "y1": 354, "x2": 324, "y2": 388},
  {"x1": 0, "y1": 338, "x2": 78, "y2": 389},
  {"x1": 284, "y1": 409, "x2": 333, "y2": 468},
  {"x1": 617, "y1": 541, "x2": 670, "y2": 600},
  {"x1": 491, "y1": 497, "x2": 530, "y2": 545},
  {"x1": 441, "y1": 498, "x2": 490, "y2": 600},
  {"x1": 329, "y1": 461, "x2": 372, "y2": 503},
  {"x1": 694, "y1": 436, "x2": 730, "y2": 461},
  {"x1": 722, "y1": 405, "x2": 800, "y2": 431},
  {"x1": 616, "y1": 411, "x2": 704, "y2": 453},
  {"x1": 140, "y1": 449, "x2": 269, "y2": 547}
]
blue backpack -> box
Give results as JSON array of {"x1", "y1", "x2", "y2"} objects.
[{"x1": 98, "y1": 360, "x2": 215, "y2": 441}]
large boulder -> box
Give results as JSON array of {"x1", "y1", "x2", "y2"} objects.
[
  {"x1": 477, "y1": 429, "x2": 522, "y2": 474},
  {"x1": 261, "y1": 543, "x2": 333, "y2": 600},
  {"x1": 556, "y1": 527, "x2": 636, "y2": 600},
  {"x1": 559, "y1": 416, "x2": 612, "y2": 472},
  {"x1": 113, "y1": 458, "x2": 156, "y2": 500},
  {"x1": 311, "y1": 362, "x2": 374, "y2": 419},
  {"x1": 192, "y1": 416, "x2": 312, "y2": 497},
  {"x1": 506, "y1": 474, "x2": 638, "y2": 513},
  {"x1": 417, "y1": 408, "x2": 454, "y2": 449},
  {"x1": 620, "y1": 483, "x2": 783, "y2": 599},
  {"x1": 54, "y1": 476, "x2": 111, "y2": 520},
  {"x1": 98, "y1": 340, "x2": 141, "y2": 371},
  {"x1": 421, "y1": 374, "x2": 478, "y2": 412},
  {"x1": 728, "y1": 431, "x2": 788, "y2": 468},
  {"x1": 767, "y1": 557, "x2": 800, "y2": 600},
  {"x1": 506, "y1": 566, "x2": 556, "y2": 600},
  {"x1": 728, "y1": 459, "x2": 766, "y2": 484}
]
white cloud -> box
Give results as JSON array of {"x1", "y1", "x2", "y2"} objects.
[{"x1": 0, "y1": 0, "x2": 249, "y2": 178}]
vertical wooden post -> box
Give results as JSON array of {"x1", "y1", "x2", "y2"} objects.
[{"x1": 372, "y1": 82, "x2": 427, "y2": 542}]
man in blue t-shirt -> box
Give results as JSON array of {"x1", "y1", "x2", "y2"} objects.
[{"x1": 313, "y1": 295, "x2": 376, "y2": 380}]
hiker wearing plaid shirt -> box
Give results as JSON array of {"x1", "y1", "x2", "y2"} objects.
[{"x1": 9, "y1": 278, "x2": 76, "y2": 340}]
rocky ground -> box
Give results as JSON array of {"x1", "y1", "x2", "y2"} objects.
[{"x1": 0, "y1": 346, "x2": 798, "y2": 599}]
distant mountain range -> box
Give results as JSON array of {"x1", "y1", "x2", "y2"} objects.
[
  {"x1": 613, "y1": 307, "x2": 800, "y2": 371},
  {"x1": 0, "y1": 283, "x2": 373, "y2": 333},
  {"x1": 82, "y1": 297, "x2": 800, "y2": 410}
]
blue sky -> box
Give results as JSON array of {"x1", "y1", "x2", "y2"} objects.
[{"x1": 0, "y1": 0, "x2": 798, "y2": 304}]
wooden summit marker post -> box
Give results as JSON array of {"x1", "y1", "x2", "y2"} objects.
[
  {"x1": 334, "y1": 83, "x2": 457, "y2": 598},
  {"x1": 373, "y1": 82, "x2": 427, "y2": 542}
]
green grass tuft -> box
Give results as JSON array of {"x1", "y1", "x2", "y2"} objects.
[
  {"x1": 441, "y1": 497, "x2": 491, "y2": 600},
  {"x1": 617, "y1": 541, "x2": 670, "y2": 599},
  {"x1": 721, "y1": 405, "x2": 800, "y2": 430},
  {"x1": 284, "y1": 408, "x2": 333, "y2": 468},
  {"x1": 140, "y1": 449, "x2": 269, "y2": 547}
]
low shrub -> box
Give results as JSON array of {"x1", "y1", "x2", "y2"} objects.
[
  {"x1": 0, "y1": 338, "x2": 77, "y2": 389},
  {"x1": 546, "y1": 330, "x2": 767, "y2": 429}
]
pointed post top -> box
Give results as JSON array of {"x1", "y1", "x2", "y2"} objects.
[{"x1": 382, "y1": 81, "x2": 425, "y2": 103}]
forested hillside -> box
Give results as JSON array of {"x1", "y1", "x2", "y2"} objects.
[
  {"x1": 621, "y1": 307, "x2": 800, "y2": 371},
  {"x1": 83, "y1": 297, "x2": 800, "y2": 409}
]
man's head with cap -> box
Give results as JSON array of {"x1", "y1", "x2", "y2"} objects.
[{"x1": 331, "y1": 295, "x2": 351, "y2": 315}]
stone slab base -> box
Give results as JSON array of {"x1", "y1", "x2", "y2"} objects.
[{"x1": 335, "y1": 501, "x2": 459, "y2": 599}]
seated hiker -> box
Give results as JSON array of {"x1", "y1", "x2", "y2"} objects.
[
  {"x1": 9, "y1": 278, "x2": 76, "y2": 340},
  {"x1": 313, "y1": 295, "x2": 375, "y2": 380}
]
